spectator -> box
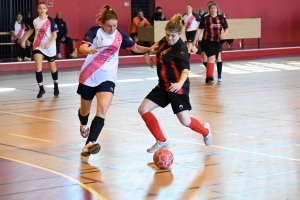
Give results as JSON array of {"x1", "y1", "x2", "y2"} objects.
[
  {"x1": 150, "y1": 6, "x2": 166, "y2": 25},
  {"x1": 54, "y1": 11, "x2": 77, "y2": 59},
  {"x1": 130, "y1": 9, "x2": 151, "y2": 44},
  {"x1": 10, "y1": 13, "x2": 31, "y2": 61}
]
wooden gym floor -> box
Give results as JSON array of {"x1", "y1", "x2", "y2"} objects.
[{"x1": 0, "y1": 56, "x2": 300, "y2": 200}]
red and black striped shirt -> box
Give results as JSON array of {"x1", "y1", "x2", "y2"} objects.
[
  {"x1": 155, "y1": 37, "x2": 190, "y2": 95},
  {"x1": 199, "y1": 14, "x2": 228, "y2": 42}
]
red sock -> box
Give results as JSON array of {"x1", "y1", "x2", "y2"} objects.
[
  {"x1": 188, "y1": 117, "x2": 209, "y2": 136},
  {"x1": 206, "y1": 62, "x2": 214, "y2": 78},
  {"x1": 141, "y1": 112, "x2": 166, "y2": 142}
]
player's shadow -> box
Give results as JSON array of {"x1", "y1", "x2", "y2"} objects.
[
  {"x1": 178, "y1": 155, "x2": 214, "y2": 200},
  {"x1": 145, "y1": 162, "x2": 174, "y2": 197}
]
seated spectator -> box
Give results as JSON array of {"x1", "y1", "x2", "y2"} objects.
[
  {"x1": 130, "y1": 9, "x2": 151, "y2": 44},
  {"x1": 150, "y1": 6, "x2": 166, "y2": 25},
  {"x1": 54, "y1": 11, "x2": 77, "y2": 59},
  {"x1": 10, "y1": 12, "x2": 31, "y2": 61}
]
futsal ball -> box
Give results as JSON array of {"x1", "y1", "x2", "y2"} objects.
[{"x1": 153, "y1": 148, "x2": 174, "y2": 169}]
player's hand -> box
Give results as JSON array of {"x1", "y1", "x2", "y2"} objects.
[
  {"x1": 20, "y1": 41, "x2": 26, "y2": 49},
  {"x1": 150, "y1": 46, "x2": 157, "y2": 54},
  {"x1": 144, "y1": 53, "x2": 155, "y2": 68},
  {"x1": 220, "y1": 34, "x2": 225, "y2": 40},
  {"x1": 192, "y1": 40, "x2": 197, "y2": 46},
  {"x1": 89, "y1": 46, "x2": 99, "y2": 54},
  {"x1": 169, "y1": 82, "x2": 182, "y2": 93},
  {"x1": 44, "y1": 43, "x2": 50, "y2": 49}
]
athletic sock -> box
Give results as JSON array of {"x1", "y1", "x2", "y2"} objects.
[
  {"x1": 78, "y1": 108, "x2": 89, "y2": 125},
  {"x1": 51, "y1": 70, "x2": 58, "y2": 83},
  {"x1": 206, "y1": 62, "x2": 214, "y2": 78},
  {"x1": 217, "y1": 61, "x2": 222, "y2": 77},
  {"x1": 141, "y1": 112, "x2": 166, "y2": 142},
  {"x1": 35, "y1": 71, "x2": 43, "y2": 84},
  {"x1": 188, "y1": 117, "x2": 209, "y2": 137},
  {"x1": 86, "y1": 116, "x2": 104, "y2": 144}
]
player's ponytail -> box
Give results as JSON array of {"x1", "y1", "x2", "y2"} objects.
[
  {"x1": 96, "y1": 4, "x2": 118, "y2": 24},
  {"x1": 165, "y1": 14, "x2": 183, "y2": 33}
]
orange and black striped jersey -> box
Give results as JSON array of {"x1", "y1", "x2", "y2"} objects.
[
  {"x1": 155, "y1": 37, "x2": 190, "y2": 95},
  {"x1": 199, "y1": 14, "x2": 228, "y2": 42}
]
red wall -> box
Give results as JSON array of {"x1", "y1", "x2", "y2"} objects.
[{"x1": 41, "y1": 0, "x2": 300, "y2": 49}]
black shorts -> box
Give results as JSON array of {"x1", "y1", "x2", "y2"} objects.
[
  {"x1": 33, "y1": 50, "x2": 56, "y2": 62},
  {"x1": 185, "y1": 30, "x2": 197, "y2": 42},
  {"x1": 146, "y1": 87, "x2": 191, "y2": 114},
  {"x1": 201, "y1": 40, "x2": 221, "y2": 59},
  {"x1": 77, "y1": 81, "x2": 116, "y2": 101}
]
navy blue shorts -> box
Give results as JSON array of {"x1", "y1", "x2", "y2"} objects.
[
  {"x1": 146, "y1": 87, "x2": 191, "y2": 114},
  {"x1": 77, "y1": 81, "x2": 115, "y2": 100},
  {"x1": 33, "y1": 50, "x2": 56, "y2": 62}
]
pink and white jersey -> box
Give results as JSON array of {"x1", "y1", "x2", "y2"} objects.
[
  {"x1": 10, "y1": 21, "x2": 27, "y2": 42},
  {"x1": 28, "y1": 16, "x2": 58, "y2": 57},
  {"x1": 79, "y1": 26, "x2": 137, "y2": 87},
  {"x1": 183, "y1": 13, "x2": 200, "y2": 32}
]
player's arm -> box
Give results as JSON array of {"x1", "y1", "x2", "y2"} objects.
[{"x1": 20, "y1": 28, "x2": 34, "y2": 48}]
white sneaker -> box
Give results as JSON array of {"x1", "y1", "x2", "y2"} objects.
[
  {"x1": 24, "y1": 57, "x2": 31, "y2": 61},
  {"x1": 81, "y1": 142, "x2": 101, "y2": 157},
  {"x1": 147, "y1": 140, "x2": 170, "y2": 153},
  {"x1": 57, "y1": 53, "x2": 62, "y2": 59},
  {"x1": 80, "y1": 124, "x2": 90, "y2": 138},
  {"x1": 17, "y1": 57, "x2": 22, "y2": 62},
  {"x1": 218, "y1": 78, "x2": 222, "y2": 82},
  {"x1": 202, "y1": 122, "x2": 213, "y2": 146},
  {"x1": 69, "y1": 53, "x2": 77, "y2": 59}
]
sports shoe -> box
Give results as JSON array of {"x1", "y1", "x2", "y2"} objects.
[
  {"x1": 24, "y1": 57, "x2": 31, "y2": 61},
  {"x1": 57, "y1": 53, "x2": 62, "y2": 59},
  {"x1": 37, "y1": 88, "x2": 45, "y2": 98},
  {"x1": 81, "y1": 142, "x2": 101, "y2": 157},
  {"x1": 206, "y1": 76, "x2": 214, "y2": 85},
  {"x1": 202, "y1": 122, "x2": 213, "y2": 146},
  {"x1": 17, "y1": 57, "x2": 22, "y2": 62},
  {"x1": 80, "y1": 124, "x2": 90, "y2": 138},
  {"x1": 147, "y1": 140, "x2": 170, "y2": 153},
  {"x1": 69, "y1": 53, "x2": 77, "y2": 59},
  {"x1": 218, "y1": 76, "x2": 222, "y2": 82},
  {"x1": 54, "y1": 84, "x2": 59, "y2": 96}
]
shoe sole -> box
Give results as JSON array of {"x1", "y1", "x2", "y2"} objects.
[
  {"x1": 147, "y1": 143, "x2": 170, "y2": 153},
  {"x1": 89, "y1": 143, "x2": 101, "y2": 154}
]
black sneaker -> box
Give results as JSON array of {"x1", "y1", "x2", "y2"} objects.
[
  {"x1": 37, "y1": 88, "x2": 45, "y2": 98},
  {"x1": 207, "y1": 76, "x2": 214, "y2": 85},
  {"x1": 54, "y1": 84, "x2": 59, "y2": 96}
]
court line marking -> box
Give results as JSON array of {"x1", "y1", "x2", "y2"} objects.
[
  {"x1": 1, "y1": 110, "x2": 299, "y2": 163},
  {"x1": 0, "y1": 155, "x2": 106, "y2": 200},
  {"x1": 9, "y1": 133, "x2": 51, "y2": 142}
]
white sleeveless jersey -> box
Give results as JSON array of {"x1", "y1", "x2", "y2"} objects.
[
  {"x1": 29, "y1": 16, "x2": 58, "y2": 57},
  {"x1": 10, "y1": 21, "x2": 27, "y2": 42},
  {"x1": 183, "y1": 13, "x2": 200, "y2": 32},
  {"x1": 79, "y1": 27, "x2": 136, "y2": 87}
]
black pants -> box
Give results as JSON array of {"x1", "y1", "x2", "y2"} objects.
[{"x1": 56, "y1": 36, "x2": 74, "y2": 54}]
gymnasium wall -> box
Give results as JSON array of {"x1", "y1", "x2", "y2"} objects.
[{"x1": 41, "y1": 0, "x2": 300, "y2": 49}]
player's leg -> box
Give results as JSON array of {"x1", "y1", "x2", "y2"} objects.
[
  {"x1": 81, "y1": 81, "x2": 115, "y2": 156},
  {"x1": 176, "y1": 111, "x2": 212, "y2": 146},
  {"x1": 47, "y1": 56, "x2": 59, "y2": 96},
  {"x1": 217, "y1": 50, "x2": 222, "y2": 82},
  {"x1": 138, "y1": 88, "x2": 169, "y2": 153},
  {"x1": 33, "y1": 51, "x2": 45, "y2": 98}
]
